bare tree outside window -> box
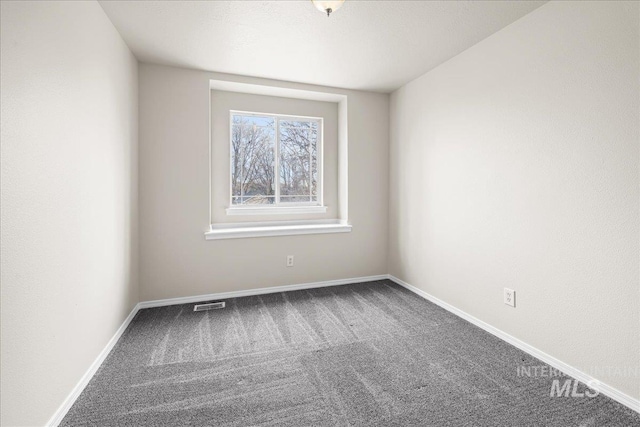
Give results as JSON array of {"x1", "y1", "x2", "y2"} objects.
[
  {"x1": 231, "y1": 112, "x2": 321, "y2": 206},
  {"x1": 231, "y1": 115, "x2": 276, "y2": 204}
]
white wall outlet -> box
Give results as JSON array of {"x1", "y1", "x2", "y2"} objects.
[
  {"x1": 504, "y1": 288, "x2": 515, "y2": 307},
  {"x1": 286, "y1": 255, "x2": 294, "y2": 267}
]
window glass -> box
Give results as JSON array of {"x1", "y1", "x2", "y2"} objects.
[{"x1": 231, "y1": 112, "x2": 321, "y2": 206}]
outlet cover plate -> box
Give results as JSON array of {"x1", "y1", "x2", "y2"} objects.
[{"x1": 504, "y1": 288, "x2": 515, "y2": 307}]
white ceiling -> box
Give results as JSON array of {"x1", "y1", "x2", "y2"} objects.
[{"x1": 99, "y1": 0, "x2": 545, "y2": 93}]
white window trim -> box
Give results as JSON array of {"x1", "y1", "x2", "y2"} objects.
[
  {"x1": 228, "y1": 110, "x2": 325, "y2": 215},
  {"x1": 205, "y1": 219, "x2": 351, "y2": 240}
]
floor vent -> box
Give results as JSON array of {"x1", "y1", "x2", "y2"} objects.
[{"x1": 193, "y1": 301, "x2": 226, "y2": 311}]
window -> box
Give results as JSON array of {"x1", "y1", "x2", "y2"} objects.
[
  {"x1": 229, "y1": 111, "x2": 323, "y2": 211},
  {"x1": 206, "y1": 80, "x2": 351, "y2": 239}
]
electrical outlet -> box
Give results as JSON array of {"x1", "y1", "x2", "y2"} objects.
[
  {"x1": 286, "y1": 255, "x2": 294, "y2": 267},
  {"x1": 504, "y1": 288, "x2": 515, "y2": 307}
]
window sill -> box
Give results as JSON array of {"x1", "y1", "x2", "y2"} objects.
[
  {"x1": 225, "y1": 205, "x2": 327, "y2": 216},
  {"x1": 205, "y1": 219, "x2": 351, "y2": 240}
]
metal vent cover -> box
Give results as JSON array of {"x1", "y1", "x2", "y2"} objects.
[{"x1": 193, "y1": 301, "x2": 226, "y2": 311}]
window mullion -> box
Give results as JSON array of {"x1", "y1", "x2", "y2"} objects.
[
  {"x1": 274, "y1": 118, "x2": 280, "y2": 205},
  {"x1": 240, "y1": 125, "x2": 244, "y2": 204},
  {"x1": 309, "y1": 124, "x2": 312, "y2": 202}
]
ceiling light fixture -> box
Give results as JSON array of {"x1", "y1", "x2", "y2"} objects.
[{"x1": 311, "y1": 0, "x2": 345, "y2": 17}]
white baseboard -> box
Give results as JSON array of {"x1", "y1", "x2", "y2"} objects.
[
  {"x1": 46, "y1": 274, "x2": 387, "y2": 425},
  {"x1": 47, "y1": 303, "x2": 142, "y2": 427},
  {"x1": 138, "y1": 274, "x2": 389, "y2": 309},
  {"x1": 387, "y1": 274, "x2": 640, "y2": 414}
]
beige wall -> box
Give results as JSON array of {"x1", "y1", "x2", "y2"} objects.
[
  {"x1": 0, "y1": 1, "x2": 139, "y2": 425},
  {"x1": 139, "y1": 64, "x2": 389, "y2": 301},
  {"x1": 389, "y1": 0, "x2": 639, "y2": 399},
  {"x1": 211, "y1": 90, "x2": 339, "y2": 223}
]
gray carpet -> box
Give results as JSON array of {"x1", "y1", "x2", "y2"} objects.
[{"x1": 61, "y1": 280, "x2": 640, "y2": 426}]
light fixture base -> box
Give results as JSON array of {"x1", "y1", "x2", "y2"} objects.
[{"x1": 311, "y1": 0, "x2": 345, "y2": 18}]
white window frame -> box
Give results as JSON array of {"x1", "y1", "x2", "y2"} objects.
[{"x1": 226, "y1": 110, "x2": 326, "y2": 216}]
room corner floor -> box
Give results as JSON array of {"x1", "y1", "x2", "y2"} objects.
[{"x1": 61, "y1": 280, "x2": 639, "y2": 426}]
